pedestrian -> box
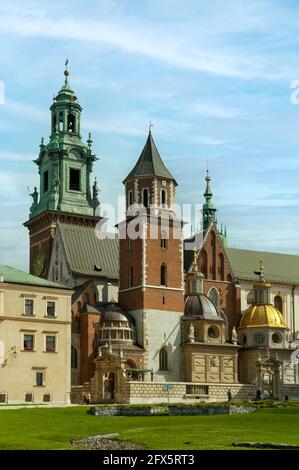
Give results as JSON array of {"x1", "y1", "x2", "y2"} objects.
[
  {"x1": 82, "y1": 391, "x2": 86, "y2": 404},
  {"x1": 255, "y1": 389, "x2": 261, "y2": 401},
  {"x1": 86, "y1": 392, "x2": 91, "y2": 405},
  {"x1": 227, "y1": 388, "x2": 232, "y2": 402}
]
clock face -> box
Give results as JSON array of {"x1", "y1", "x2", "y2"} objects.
[{"x1": 33, "y1": 250, "x2": 45, "y2": 277}]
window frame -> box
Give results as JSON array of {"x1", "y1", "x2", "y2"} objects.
[
  {"x1": 22, "y1": 332, "x2": 36, "y2": 352},
  {"x1": 69, "y1": 167, "x2": 81, "y2": 192},
  {"x1": 44, "y1": 334, "x2": 58, "y2": 353},
  {"x1": 24, "y1": 298, "x2": 34, "y2": 316},
  {"x1": 46, "y1": 300, "x2": 56, "y2": 318}
]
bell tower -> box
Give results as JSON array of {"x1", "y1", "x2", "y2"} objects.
[
  {"x1": 24, "y1": 62, "x2": 101, "y2": 278},
  {"x1": 119, "y1": 129, "x2": 184, "y2": 381}
]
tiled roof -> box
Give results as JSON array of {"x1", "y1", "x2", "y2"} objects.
[
  {"x1": 226, "y1": 248, "x2": 299, "y2": 285},
  {"x1": 59, "y1": 224, "x2": 119, "y2": 280},
  {"x1": 123, "y1": 132, "x2": 177, "y2": 184},
  {"x1": 0, "y1": 264, "x2": 69, "y2": 289}
]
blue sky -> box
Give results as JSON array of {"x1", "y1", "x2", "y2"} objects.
[{"x1": 0, "y1": 0, "x2": 299, "y2": 271}]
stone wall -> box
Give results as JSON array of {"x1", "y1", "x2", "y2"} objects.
[
  {"x1": 71, "y1": 380, "x2": 256, "y2": 404},
  {"x1": 125, "y1": 381, "x2": 255, "y2": 404},
  {"x1": 92, "y1": 403, "x2": 256, "y2": 417},
  {"x1": 282, "y1": 384, "x2": 299, "y2": 399}
]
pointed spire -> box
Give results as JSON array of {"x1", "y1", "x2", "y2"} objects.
[
  {"x1": 204, "y1": 169, "x2": 213, "y2": 202},
  {"x1": 202, "y1": 167, "x2": 217, "y2": 232},
  {"x1": 123, "y1": 131, "x2": 176, "y2": 184}
]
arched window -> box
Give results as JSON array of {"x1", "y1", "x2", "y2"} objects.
[
  {"x1": 200, "y1": 250, "x2": 207, "y2": 277},
  {"x1": 67, "y1": 113, "x2": 75, "y2": 133},
  {"x1": 274, "y1": 295, "x2": 283, "y2": 313},
  {"x1": 247, "y1": 291, "x2": 255, "y2": 305},
  {"x1": 209, "y1": 287, "x2": 220, "y2": 308},
  {"x1": 128, "y1": 190, "x2": 133, "y2": 207},
  {"x1": 161, "y1": 189, "x2": 166, "y2": 206},
  {"x1": 159, "y1": 347, "x2": 168, "y2": 371},
  {"x1": 129, "y1": 267, "x2": 133, "y2": 288},
  {"x1": 160, "y1": 264, "x2": 167, "y2": 286},
  {"x1": 71, "y1": 346, "x2": 78, "y2": 369},
  {"x1": 52, "y1": 114, "x2": 57, "y2": 133},
  {"x1": 59, "y1": 112, "x2": 64, "y2": 131},
  {"x1": 143, "y1": 188, "x2": 149, "y2": 208},
  {"x1": 218, "y1": 253, "x2": 225, "y2": 281}
]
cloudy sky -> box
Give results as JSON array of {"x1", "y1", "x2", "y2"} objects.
[{"x1": 0, "y1": 0, "x2": 299, "y2": 271}]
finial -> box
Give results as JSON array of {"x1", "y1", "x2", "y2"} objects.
[
  {"x1": 87, "y1": 132, "x2": 93, "y2": 149},
  {"x1": 220, "y1": 222, "x2": 223, "y2": 235},
  {"x1": 149, "y1": 121, "x2": 154, "y2": 134},
  {"x1": 64, "y1": 58, "x2": 69, "y2": 85},
  {"x1": 191, "y1": 248, "x2": 199, "y2": 272},
  {"x1": 224, "y1": 225, "x2": 227, "y2": 237},
  {"x1": 259, "y1": 258, "x2": 265, "y2": 282},
  {"x1": 40, "y1": 137, "x2": 44, "y2": 148}
]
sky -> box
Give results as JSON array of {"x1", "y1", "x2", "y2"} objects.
[{"x1": 0, "y1": 0, "x2": 299, "y2": 271}]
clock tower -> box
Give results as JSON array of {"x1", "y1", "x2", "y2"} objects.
[{"x1": 24, "y1": 62, "x2": 101, "y2": 278}]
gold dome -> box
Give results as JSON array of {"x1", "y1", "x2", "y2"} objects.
[{"x1": 240, "y1": 304, "x2": 287, "y2": 329}]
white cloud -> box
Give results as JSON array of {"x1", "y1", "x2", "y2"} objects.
[{"x1": 0, "y1": 4, "x2": 293, "y2": 80}]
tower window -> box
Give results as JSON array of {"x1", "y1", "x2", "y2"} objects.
[
  {"x1": 52, "y1": 114, "x2": 57, "y2": 133},
  {"x1": 143, "y1": 188, "x2": 149, "y2": 208},
  {"x1": 128, "y1": 190, "x2": 133, "y2": 207},
  {"x1": 129, "y1": 267, "x2": 133, "y2": 288},
  {"x1": 161, "y1": 189, "x2": 166, "y2": 206},
  {"x1": 59, "y1": 112, "x2": 64, "y2": 131},
  {"x1": 161, "y1": 231, "x2": 167, "y2": 249},
  {"x1": 160, "y1": 264, "x2": 167, "y2": 286},
  {"x1": 43, "y1": 170, "x2": 49, "y2": 193},
  {"x1": 69, "y1": 168, "x2": 81, "y2": 191},
  {"x1": 67, "y1": 113, "x2": 76, "y2": 133},
  {"x1": 159, "y1": 347, "x2": 168, "y2": 371},
  {"x1": 71, "y1": 346, "x2": 78, "y2": 369}
]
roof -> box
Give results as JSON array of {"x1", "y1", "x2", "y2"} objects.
[
  {"x1": 226, "y1": 247, "x2": 299, "y2": 285},
  {"x1": 184, "y1": 293, "x2": 223, "y2": 320},
  {"x1": 239, "y1": 304, "x2": 287, "y2": 329},
  {"x1": 59, "y1": 224, "x2": 119, "y2": 280},
  {"x1": 0, "y1": 264, "x2": 70, "y2": 289},
  {"x1": 123, "y1": 132, "x2": 177, "y2": 184}
]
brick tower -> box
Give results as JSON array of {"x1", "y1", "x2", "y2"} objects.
[
  {"x1": 119, "y1": 129, "x2": 184, "y2": 380},
  {"x1": 24, "y1": 62, "x2": 101, "y2": 278}
]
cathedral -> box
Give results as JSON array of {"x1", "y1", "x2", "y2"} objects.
[{"x1": 24, "y1": 66, "x2": 299, "y2": 403}]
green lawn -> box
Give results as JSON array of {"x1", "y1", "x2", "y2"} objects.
[{"x1": 0, "y1": 406, "x2": 299, "y2": 450}]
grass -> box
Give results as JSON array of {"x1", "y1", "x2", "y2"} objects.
[{"x1": 0, "y1": 405, "x2": 298, "y2": 450}]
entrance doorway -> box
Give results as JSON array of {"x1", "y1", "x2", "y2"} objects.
[{"x1": 103, "y1": 372, "x2": 115, "y2": 400}]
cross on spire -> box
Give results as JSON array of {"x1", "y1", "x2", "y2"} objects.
[{"x1": 64, "y1": 58, "x2": 69, "y2": 85}]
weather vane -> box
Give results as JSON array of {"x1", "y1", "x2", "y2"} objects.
[{"x1": 149, "y1": 121, "x2": 154, "y2": 133}]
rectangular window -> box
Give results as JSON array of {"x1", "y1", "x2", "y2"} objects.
[
  {"x1": 25, "y1": 393, "x2": 33, "y2": 402},
  {"x1": 43, "y1": 393, "x2": 51, "y2": 403},
  {"x1": 23, "y1": 334, "x2": 34, "y2": 351},
  {"x1": 36, "y1": 372, "x2": 44, "y2": 387},
  {"x1": 45, "y1": 335, "x2": 56, "y2": 352},
  {"x1": 24, "y1": 299, "x2": 34, "y2": 316},
  {"x1": 46, "y1": 301, "x2": 56, "y2": 317},
  {"x1": 0, "y1": 393, "x2": 7, "y2": 403},
  {"x1": 43, "y1": 170, "x2": 49, "y2": 193},
  {"x1": 69, "y1": 168, "x2": 81, "y2": 191},
  {"x1": 186, "y1": 385, "x2": 209, "y2": 396}
]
